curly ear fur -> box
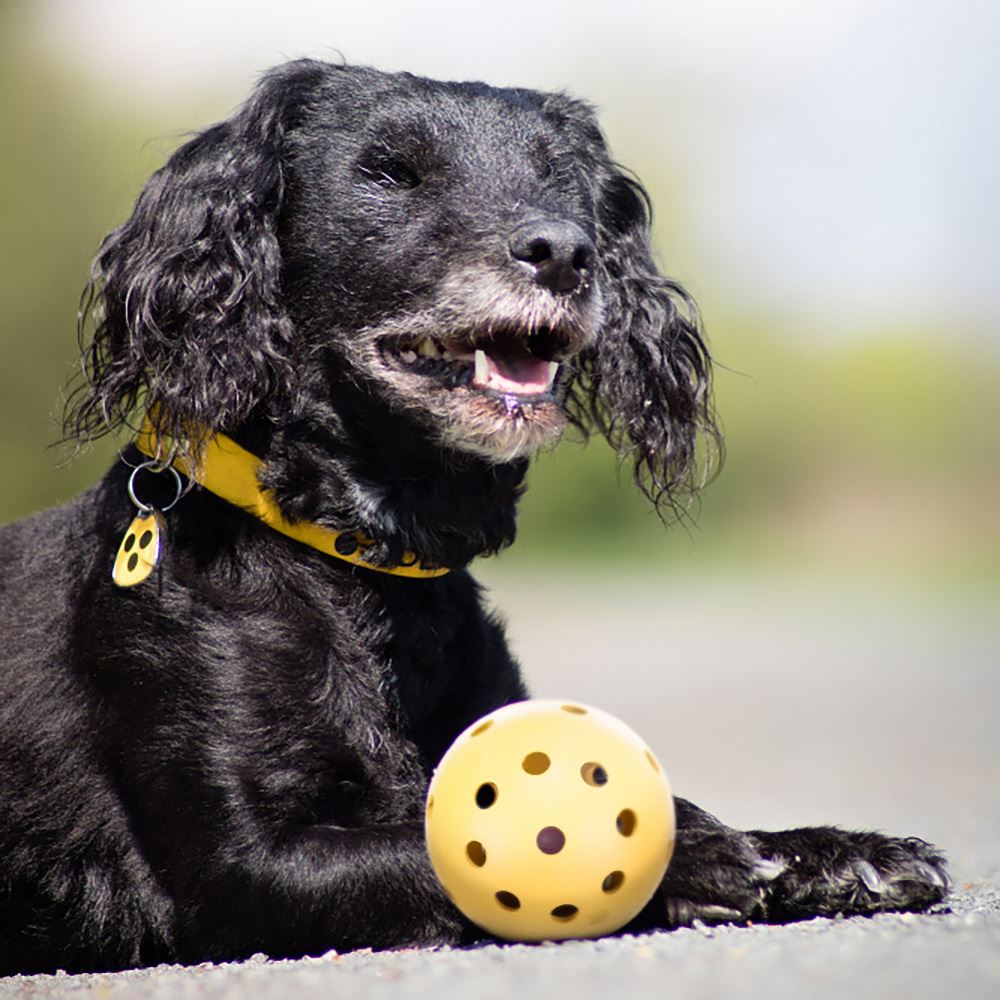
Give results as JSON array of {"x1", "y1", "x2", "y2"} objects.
[
  {"x1": 550, "y1": 100, "x2": 721, "y2": 515},
  {"x1": 66, "y1": 62, "x2": 325, "y2": 458}
]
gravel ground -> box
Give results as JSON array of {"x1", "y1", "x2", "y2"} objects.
[
  {"x1": 4, "y1": 571, "x2": 997, "y2": 998},
  {"x1": 4, "y1": 890, "x2": 996, "y2": 1000}
]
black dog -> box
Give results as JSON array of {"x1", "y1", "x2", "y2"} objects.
[{"x1": 0, "y1": 61, "x2": 947, "y2": 975}]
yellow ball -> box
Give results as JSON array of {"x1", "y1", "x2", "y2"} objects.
[{"x1": 425, "y1": 700, "x2": 675, "y2": 941}]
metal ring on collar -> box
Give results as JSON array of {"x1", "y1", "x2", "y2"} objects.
[{"x1": 127, "y1": 461, "x2": 184, "y2": 514}]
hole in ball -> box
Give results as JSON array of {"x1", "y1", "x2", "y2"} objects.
[
  {"x1": 602, "y1": 871, "x2": 625, "y2": 894},
  {"x1": 581, "y1": 762, "x2": 608, "y2": 787},
  {"x1": 471, "y1": 720, "x2": 493, "y2": 736},
  {"x1": 475, "y1": 783, "x2": 498, "y2": 809},
  {"x1": 550, "y1": 904, "x2": 578, "y2": 921},
  {"x1": 560, "y1": 705, "x2": 587, "y2": 715},
  {"x1": 522, "y1": 752, "x2": 550, "y2": 775},
  {"x1": 495, "y1": 891, "x2": 521, "y2": 911},
  {"x1": 616, "y1": 809, "x2": 637, "y2": 837},
  {"x1": 536, "y1": 826, "x2": 566, "y2": 855},
  {"x1": 466, "y1": 841, "x2": 487, "y2": 867}
]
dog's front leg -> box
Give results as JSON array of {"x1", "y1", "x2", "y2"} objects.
[
  {"x1": 172, "y1": 822, "x2": 472, "y2": 962},
  {"x1": 650, "y1": 798, "x2": 948, "y2": 927}
]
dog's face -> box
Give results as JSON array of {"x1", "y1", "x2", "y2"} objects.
[
  {"x1": 278, "y1": 71, "x2": 607, "y2": 462},
  {"x1": 71, "y1": 61, "x2": 715, "y2": 528}
]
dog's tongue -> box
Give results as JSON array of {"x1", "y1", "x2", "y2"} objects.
[{"x1": 473, "y1": 347, "x2": 552, "y2": 395}]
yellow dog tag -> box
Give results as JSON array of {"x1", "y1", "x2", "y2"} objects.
[{"x1": 112, "y1": 512, "x2": 162, "y2": 587}]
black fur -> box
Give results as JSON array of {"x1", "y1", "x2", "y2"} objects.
[{"x1": 0, "y1": 61, "x2": 947, "y2": 975}]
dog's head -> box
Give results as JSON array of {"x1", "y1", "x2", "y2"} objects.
[{"x1": 70, "y1": 61, "x2": 717, "y2": 549}]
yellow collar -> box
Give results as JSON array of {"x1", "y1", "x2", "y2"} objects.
[{"x1": 135, "y1": 419, "x2": 450, "y2": 580}]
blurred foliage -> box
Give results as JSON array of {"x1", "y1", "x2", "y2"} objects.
[
  {"x1": 514, "y1": 329, "x2": 1000, "y2": 584},
  {"x1": 1, "y1": 4, "x2": 997, "y2": 587},
  {"x1": 0, "y1": 4, "x2": 172, "y2": 515}
]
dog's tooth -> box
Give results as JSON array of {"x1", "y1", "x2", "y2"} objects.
[
  {"x1": 441, "y1": 348, "x2": 454, "y2": 362},
  {"x1": 399, "y1": 349, "x2": 417, "y2": 363},
  {"x1": 546, "y1": 361, "x2": 559, "y2": 389},
  {"x1": 474, "y1": 349, "x2": 489, "y2": 384},
  {"x1": 416, "y1": 338, "x2": 439, "y2": 358}
]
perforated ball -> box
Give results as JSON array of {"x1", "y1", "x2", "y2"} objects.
[{"x1": 425, "y1": 700, "x2": 675, "y2": 941}]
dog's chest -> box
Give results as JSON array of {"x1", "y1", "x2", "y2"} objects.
[{"x1": 224, "y1": 573, "x2": 476, "y2": 821}]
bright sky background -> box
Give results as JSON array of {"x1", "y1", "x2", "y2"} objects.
[{"x1": 32, "y1": 0, "x2": 1000, "y2": 343}]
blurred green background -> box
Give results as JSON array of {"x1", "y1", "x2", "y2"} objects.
[{"x1": 2, "y1": 0, "x2": 998, "y2": 594}]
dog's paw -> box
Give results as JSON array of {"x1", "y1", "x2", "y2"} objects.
[{"x1": 749, "y1": 826, "x2": 949, "y2": 920}]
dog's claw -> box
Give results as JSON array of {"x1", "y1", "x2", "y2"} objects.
[
  {"x1": 854, "y1": 860, "x2": 882, "y2": 894},
  {"x1": 698, "y1": 904, "x2": 744, "y2": 923},
  {"x1": 660, "y1": 896, "x2": 756, "y2": 929},
  {"x1": 918, "y1": 861, "x2": 946, "y2": 889}
]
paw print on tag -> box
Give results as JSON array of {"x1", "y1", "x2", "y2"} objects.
[{"x1": 112, "y1": 512, "x2": 162, "y2": 587}]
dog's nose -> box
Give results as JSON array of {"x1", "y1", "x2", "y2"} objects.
[{"x1": 509, "y1": 220, "x2": 593, "y2": 294}]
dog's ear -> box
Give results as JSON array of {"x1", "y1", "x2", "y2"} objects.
[
  {"x1": 552, "y1": 102, "x2": 721, "y2": 515},
  {"x1": 68, "y1": 60, "x2": 325, "y2": 457}
]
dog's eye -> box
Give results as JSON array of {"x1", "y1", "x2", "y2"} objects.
[{"x1": 358, "y1": 155, "x2": 421, "y2": 190}]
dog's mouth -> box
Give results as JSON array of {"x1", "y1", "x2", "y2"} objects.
[
  {"x1": 383, "y1": 324, "x2": 573, "y2": 401},
  {"x1": 374, "y1": 320, "x2": 588, "y2": 461}
]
